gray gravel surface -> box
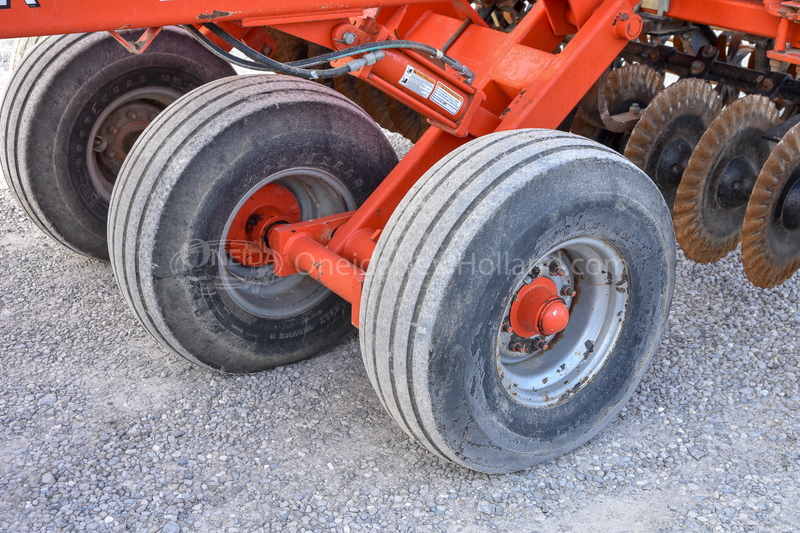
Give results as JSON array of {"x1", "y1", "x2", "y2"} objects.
[{"x1": 2, "y1": 37, "x2": 800, "y2": 533}]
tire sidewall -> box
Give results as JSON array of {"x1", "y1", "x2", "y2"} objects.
[
  {"x1": 425, "y1": 158, "x2": 674, "y2": 471},
  {"x1": 147, "y1": 98, "x2": 397, "y2": 372},
  {"x1": 22, "y1": 30, "x2": 234, "y2": 258}
]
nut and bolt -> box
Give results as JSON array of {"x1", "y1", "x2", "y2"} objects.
[
  {"x1": 532, "y1": 338, "x2": 548, "y2": 350},
  {"x1": 510, "y1": 342, "x2": 524, "y2": 353},
  {"x1": 501, "y1": 323, "x2": 512, "y2": 333},
  {"x1": 649, "y1": 50, "x2": 660, "y2": 62},
  {"x1": 690, "y1": 61, "x2": 705, "y2": 75},
  {"x1": 127, "y1": 111, "x2": 138, "y2": 120},
  {"x1": 762, "y1": 78, "x2": 774, "y2": 92},
  {"x1": 561, "y1": 285, "x2": 577, "y2": 297},
  {"x1": 549, "y1": 261, "x2": 566, "y2": 276},
  {"x1": 702, "y1": 45, "x2": 717, "y2": 58},
  {"x1": 108, "y1": 126, "x2": 119, "y2": 135},
  {"x1": 342, "y1": 32, "x2": 357, "y2": 45},
  {"x1": 629, "y1": 102, "x2": 641, "y2": 115}
]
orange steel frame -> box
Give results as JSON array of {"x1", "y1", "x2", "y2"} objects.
[{"x1": 1, "y1": 0, "x2": 798, "y2": 325}]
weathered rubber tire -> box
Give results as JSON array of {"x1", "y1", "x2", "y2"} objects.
[
  {"x1": 360, "y1": 129, "x2": 675, "y2": 473},
  {"x1": 10, "y1": 36, "x2": 46, "y2": 72},
  {"x1": 0, "y1": 29, "x2": 235, "y2": 260},
  {"x1": 109, "y1": 75, "x2": 398, "y2": 373}
]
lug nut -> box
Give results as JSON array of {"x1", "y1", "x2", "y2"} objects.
[
  {"x1": 127, "y1": 111, "x2": 138, "y2": 120},
  {"x1": 532, "y1": 338, "x2": 548, "y2": 351},
  {"x1": 549, "y1": 260, "x2": 566, "y2": 276},
  {"x1": 109, "y1": 126, "x2": 119, "y2": 135},
  {"x1": 501, "y1": 322, "x2": 512, "y2": 333},
  {"x1": 561, "y1": 285, "x2": 576, "y2": 297},
  {"x1": 510, "y1": 342, "x2": 524, "y2": 353}
]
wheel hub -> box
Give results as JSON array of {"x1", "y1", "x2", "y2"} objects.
[
  {"x1": 715, "y1": 156, "x2": 758, "y2": 209},
  {"x1": 779, "y1": 180, "x2": 800, "y2": 231},
  {"x1": 225, "y1": 183, "x2": 301, "y2": 267},
  {"x1": 496, "y1": 239, "x2": 628, "y2": 407},
  {"x1": 509, "y1": 277, "x2": 570, "y2": 338}
]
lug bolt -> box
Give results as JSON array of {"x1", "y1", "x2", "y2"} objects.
[
  {"x1": 690, "y1": 60, "x2": 705, "y2": 75},
  {"x1": 127, "y1": 111, "x2": 138, "y2": 120},
  {"x1": 532, "y1": 338, "x2": 548, "y2": 351},
  {"x1": 549, "y1": 260, "x2": 566, "y2": 276},
  {"x1": 561, "y1": 285, "x2": 576, "y2": 297},
  {"x1": 106, "y1": 150, "x2": 116, "y2": 159},
  {"x1": 501, "y1": 322, "x2": 512, "y2": 333},
  {"x1": 510, "y1": 342, "x2": 524, "y2": 353},
  {"x1": 109, "y1": 126, "x2": 119, "y2": 135}
]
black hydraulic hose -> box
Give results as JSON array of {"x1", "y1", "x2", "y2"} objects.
[{"x1": 188, "y1": 22, "x2": 475, "y2": 84}]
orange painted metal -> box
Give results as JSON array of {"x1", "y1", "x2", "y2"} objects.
[
  {"x1": 107, "y1": 26, "x2": 162, "y2": 54},
  {"x1": 509, "y1": 278, "x2": 570, "y2": 338},
  {"x1": 225, "y1": 183, "x2": 301, "y2": 268},
  {"x1": 6, "y1": 0, "x2": 799, "y2": 323}
]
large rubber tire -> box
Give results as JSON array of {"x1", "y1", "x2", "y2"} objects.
[
  {"x1": 109, "y1": 75, "x2": 398, "y2": 373},
  {"x1": 360, "y1": 130, "x2": 676, "y2": 473},
  {"x1": 10, "y1": 37, "x2": 46, "y2": 72},
  {"x1": 0, "y1": 29, "x2": 235, "y2": 260}
]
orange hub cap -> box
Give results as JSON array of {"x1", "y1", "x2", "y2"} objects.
[
  {"x1": 225, "y1": 183, "x2": 301, "y2": 267},
  {"x1": 509, "y1": 277, "x2": 570, "y2": 338}
]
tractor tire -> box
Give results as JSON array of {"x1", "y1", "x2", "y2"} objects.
[
  {"x1": 0, "y1": 29, "x2": 235, "y2": 260},
  {"x1": 360, "y1": 129, "x2": 676, "y2": 473},
  {"x1": 10, "y1": 36, "x2": 46, "y2": 72},
  {"x1": 108, "y1": 75, "x2": 398, "y2": 373}
]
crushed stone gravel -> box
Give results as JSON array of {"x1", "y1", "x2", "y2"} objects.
[{"x1": 1, "y1": 36, "x2": 800, "y2": 533}]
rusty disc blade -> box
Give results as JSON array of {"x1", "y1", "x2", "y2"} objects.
[
  {"x1": 624, "y1": 78, "x2": 722, "y2": 210},
  {"x1": 674, "y1": 95, "x2": 781, "y2": 264},
  {"x1": 742, "y1": 121, "x2": 800, "y2": 288},
  {"x1": 571, "y1": 64, "x2": 664, "y2": 152}
]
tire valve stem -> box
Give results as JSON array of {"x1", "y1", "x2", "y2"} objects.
[
  {"x1": 549, "y1": 260, "x2": 566, "y2": 276},
  {"x1": 561, "y1": 285, "x2": 576, "y2": 297}
]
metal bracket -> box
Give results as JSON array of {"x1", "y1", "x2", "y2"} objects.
[
  {"x1": 108, "y1": 27, "x2": 162, "y2": 54},
  {"x1": 685, "y1": 43, "x2": 719, "y2": 80}
]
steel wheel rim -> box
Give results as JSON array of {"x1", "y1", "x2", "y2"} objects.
[
  {"x1": 218, "y1": 168, "x2": 356, "y2": 319},
  {"x1": 496, "y1": 237, "x2": 629, "y2": 407},
  {"x1": 87, "y1": 87, "x2": 181, "y2": 201}
]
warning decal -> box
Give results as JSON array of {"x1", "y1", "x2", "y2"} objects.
[
  {"x1": 398, "y1": 65, "x2": 435, "y2": 99},
  {"x1": 430, "y1": 81, "x2": 463, "y2": 116}
]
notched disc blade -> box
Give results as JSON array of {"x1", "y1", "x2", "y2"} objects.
[
  {"x1": 624, "y1": 79, "x2": 723, "y2": 210},
  {"x1": 742, "y1": 121, "x2": 800, "y2": 288},
  {"x1": 571, "y1": 64, "x2": 664, "y2": 152},
  {"x1": 674, "y1": 95, "x2": 781, "y2": 264}
]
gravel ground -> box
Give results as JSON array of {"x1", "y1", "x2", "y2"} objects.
[{"x1": 2, "y1": 37, "x2": 800, "y2": 533}]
